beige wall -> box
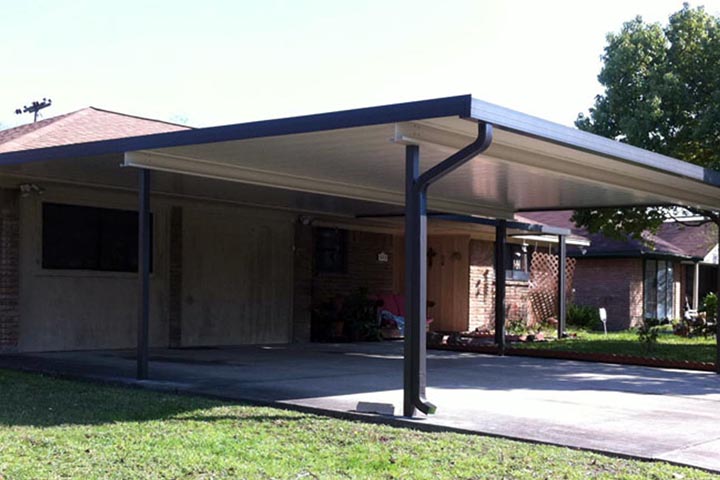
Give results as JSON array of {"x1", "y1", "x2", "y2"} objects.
[
  {"x1": 16, "y1": 184, "x2": 295, "y2": 352},
  {"x1": 18, "y1": 185, "x2": 170, "y2": 351}
]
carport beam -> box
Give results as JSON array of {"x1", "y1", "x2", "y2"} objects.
[
  {"x1": 557, "y1": 235, "x2": 567, "y2": 340},
  {"x1": 403, "y1": 122, "x2": 493, "y2": 417},
  {"x1": 137, "y1": 168, "x2": 151, "y2": 380},
  {"x1": 494, "y1": 220, "x2": 507, "y2": 354}
]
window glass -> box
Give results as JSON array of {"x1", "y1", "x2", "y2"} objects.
[
  {"x1": 42, "y1": 203, "x2": 152, "y2": 272},
  {"x1": 505, "y1": 244, "x2": 530, "y2": 281},
  {"x1": 644, "y1": 260, "x2": 657, "y2": 319},
  {"x1": 644, "y1": 259, "x2": 674, "y2": 320},
  {"x1": 315, "y1": 228, "x2": 347, "y2": 274}
]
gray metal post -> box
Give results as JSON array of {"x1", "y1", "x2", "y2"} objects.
[
  {"x1": 494, "y1": 220, "x2": 507, "y2": 354},
  {"x1": 557, "y1": 235, "x2": 567, "y2": 339},
  {"x1": 403, "y1": 122, "x2": 493, "y2": 418},
  {"x1": 137, "y1": 168, "x2": 151, "y2": 380},
  {"x1": 716, "y1": 225, "x2": 720, "y2": 374},
  {"x1": 404, "y1": 144, "x2": 434, "y2": 417}
]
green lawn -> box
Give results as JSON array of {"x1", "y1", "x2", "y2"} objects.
[
  {"x1": 515, "y1": 328, "x2": 716, "y2": 363},
  {"x1": 0, "y1": 370, "x2": 718, "y2": 479}
]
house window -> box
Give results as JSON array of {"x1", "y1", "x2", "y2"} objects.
[
  {"x1": 42, "y1": 203, "x2": 152, "y2": 272},
  {"x1": 644, "y1": 259, "x2": 674, "y2": 320},
  {"x1": 314, "y1": 228, "x2": 347, "y2": 273},
  {"x1": 505, "y1": 244, "x2": 530, "y2": 281}
]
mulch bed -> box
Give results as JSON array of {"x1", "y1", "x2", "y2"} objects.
[{"x1": 429, "y1": 343, "x2": 716, "y2": 372}]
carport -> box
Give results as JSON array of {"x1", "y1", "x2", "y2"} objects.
[{"x1": 1, "y1": 95, "x2": 719, "y2": 417}]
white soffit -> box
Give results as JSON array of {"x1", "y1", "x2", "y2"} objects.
[{"x1": 124, "y1": 97, "x2": 720, "y2": 216}]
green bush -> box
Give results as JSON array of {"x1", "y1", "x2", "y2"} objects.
[
  {"x1": 637, "y1": 318, "x2": 661, "y2": 351},
  {"x1": 567, "y1": 304, "x2": 601, "y2": 330},
  {"x1": 693, "y1": 293, "x2": 718, "y2": 338}
]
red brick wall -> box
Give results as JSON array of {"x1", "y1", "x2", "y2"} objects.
[
  {"x1": 468, "y1": 240, "x2": 530, "y2": 331},
  {"x1": 312, "y1": 229, "x2": 394, "y2": 301},
  {"x1": 572, "y1": 258, "x2": 643, "y2": 330},
  {"x1": 0, "y1": 189, "x2": 19, "y2": 352}
]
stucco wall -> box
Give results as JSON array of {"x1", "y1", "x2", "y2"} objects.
[
  {"x1": 15, "y1": 184, "x2": 296, "y2": 352},
  {"x1": 18, "y1": 186, "x2": 170, "y2": 352}
]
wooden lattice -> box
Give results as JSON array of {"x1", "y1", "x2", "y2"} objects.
[{"x1": 528, "y1": 251, "x2": 576, "y2": 325}]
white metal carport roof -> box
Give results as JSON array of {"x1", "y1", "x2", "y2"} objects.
[
  {"x1": 118, "y1": 95, "x2": 720, "y2": 218},
  {"x1": 1, "y1": 94, "x2": 717, "y2": 216}
]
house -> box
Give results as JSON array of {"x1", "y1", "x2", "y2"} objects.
[
  {"x1": 0, "y1": 95, "x2": 718, "y2": 415},
  {"x1": 521, "y1": 211, "x2": 718, "y2": 329},
  {"x1": 0, "y1": 106, "x2": 586, "y2": 351}
]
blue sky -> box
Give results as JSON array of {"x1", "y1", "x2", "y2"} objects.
[{"x1": 3, "y1": 0, "x2": 720, "y2": 128}]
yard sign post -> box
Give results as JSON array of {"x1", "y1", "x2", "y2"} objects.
[{"x1": 404, "y1": 122, "x2": 493, "y2": 417}]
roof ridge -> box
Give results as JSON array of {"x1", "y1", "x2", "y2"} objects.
[{"x1": 86, "y1": 106, "x2": 194, "y2": 129}]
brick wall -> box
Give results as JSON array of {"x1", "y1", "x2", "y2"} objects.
[
  {"x1": 312, "y1": 229, "x2": 394, "y2": 301},
  {"x1": 0, "y1": 188, "x2": 19, "y2": 352},
  {"x1": 468, "y1": 240, "x2": 530, "y2": 331},
  {"x1": 572, "y1": 258, "x2": 643, "y2": 330}
]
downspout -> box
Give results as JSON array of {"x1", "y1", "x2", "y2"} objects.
[{"x1": 404, "y1": 121, "x2": 493, "y2": 417}]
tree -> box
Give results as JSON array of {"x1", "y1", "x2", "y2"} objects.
[{"x1": 574, "y1": 3, "x2": 720, "y2": 240}]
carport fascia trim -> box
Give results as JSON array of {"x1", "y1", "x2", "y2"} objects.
[
  {"x1": 0, "y1": 95, "x2": 474, "y2": 167},
  {"x1": 470, "y1": 98, "x2": 720, "y2": 187}
]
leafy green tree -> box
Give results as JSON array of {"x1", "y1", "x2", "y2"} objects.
[{"x1": 574, "y1": 3, "x2": 720, "y2": 240}]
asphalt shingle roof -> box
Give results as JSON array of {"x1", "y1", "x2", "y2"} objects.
[
  {"x1": 0, "y1": 107, "x2": 190, "y2": 154},
  {"x1": 518, "y1": 210, "x2": 717, "y2": 260}
]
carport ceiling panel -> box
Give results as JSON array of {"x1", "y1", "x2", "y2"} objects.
[
  {"x1": 408, "y1": 116, "x2": 720, "y2": 211},
  {"x1": 126, "y1": 122, "x2": 516, "y2": 218}
]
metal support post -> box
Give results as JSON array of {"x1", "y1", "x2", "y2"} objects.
[
  {"x1": 557, "y1": 234, "x2": 567, "y2": 340},
  {"x1": 716, "y1": 226, "x2": 720, "y2": 374},
  {"x1": 403, "y1": 122, "x2": 493, "y2": 417},
  {"x1": 137, "y1": 168, "x2": 151, "y2": 380},
  {"x1": 494, "y1": 219, "x2": 507, "y2": 354},
  {"x1": 404, "y1": 144, "x2": 434, "y2": 417}
]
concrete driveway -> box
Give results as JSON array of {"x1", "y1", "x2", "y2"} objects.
[{"x1": 2, "y1": 342, "x2": 719, "y2": 472}]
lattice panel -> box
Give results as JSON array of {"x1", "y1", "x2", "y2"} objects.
[{"x1": 528, "y1": 251, "x2": 576, "y2": 325}]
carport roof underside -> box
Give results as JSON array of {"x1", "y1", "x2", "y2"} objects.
[{"x1": 1, "y1": 94, "x2": 719, "y2": 216}]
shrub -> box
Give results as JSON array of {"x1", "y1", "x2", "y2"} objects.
[
  {"x1": 567, "y1": 304, "x2": 601, "y2": 330},
  {"x1": 637, "y1": 318, "x2": 661, "y2": 351},
  {"x1": 693, "y1": 293, "x2": 718, "y2": 338}
]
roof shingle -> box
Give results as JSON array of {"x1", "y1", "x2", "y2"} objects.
[
  {"x1": 518, "y1": 210, "x2": 717, "y2": 260},
  {"x1": 0, "y1": 107, "x2": 190, "y2": 154}
]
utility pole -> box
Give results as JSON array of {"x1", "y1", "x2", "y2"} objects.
[{"x1": 15, "y1": 98, "x2": 52, "y2": 123}]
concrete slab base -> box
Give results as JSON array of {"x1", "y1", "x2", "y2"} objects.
[{"x1": 1, "y1": 342, "x2": 719, "y2": 472}]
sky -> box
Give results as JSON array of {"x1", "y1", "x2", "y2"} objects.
[{"x1": 3, "y1": 0, "x2": 720, "y2": 129}]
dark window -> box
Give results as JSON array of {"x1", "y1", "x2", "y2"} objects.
[
  {"x1": 315, "y1": 228, "x2": 347, "y2": 273},
  {"x1": 42, "y1": 203, "x2": 152, "y2": 272},
  {"x1": 505, "y1": 244, "x2": 530, "y2": 281}
]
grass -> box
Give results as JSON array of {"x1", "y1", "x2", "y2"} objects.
[
  {"x1": 0, "y1": 370, "x2": 718, "y2": 479},
  {"x1": 515, "y1": 327, "x2": 716, "y2": 363}
]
